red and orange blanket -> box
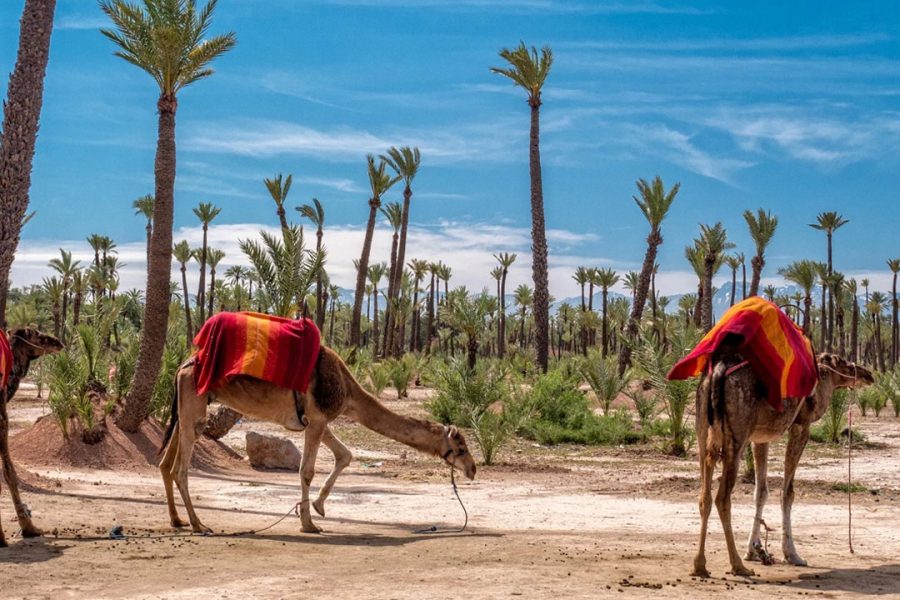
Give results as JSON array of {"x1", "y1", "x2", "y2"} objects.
[
  {"x1": 0, "y1": 330, "x2": 12, "y2": 391},
  {"x1": 667, "y1": 297, "x2": 817, "y2": 411},
  {"x1": 192, "y1": 312, "x2": 321, "y2": 396}
]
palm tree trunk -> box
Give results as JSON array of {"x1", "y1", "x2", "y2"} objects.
[
  {"x1": 618, "y1": 229, "x2": 660, "y2": 374},
  {"x1": 180, "y1": 264, "x2": 193, "y2": 349},
  {"x1": 827, "y1": 232, "x2": 834, "y2": 351},
  {"x1": 426, "y1": 273, "x2": 435, "y2": 351},
  {"x1": 802, "y1": 295, "x2": 812, "y2": 336},
  {"x1": 329, "y1": 296, "x2": 337, "y2": 346},
  {"x1": 117, "y1": 94, "x2": 177, "y2": 433},
  {"x1": 73, "y1": 290, "x2": 82, "y2": 326},
  {"x1": 499, "y1": 268, "x2": 508, "y2": 357},
  {"x1": 372, "y1": 286, "x2": 380, "y2": 355},
  {"x1": 411, "y1": 284, "x2": 420, "y2": 352},
  {"x1": 383, "y1": 231, "x2": 399, "y2": 357},
  {"x1": 749, "y1": 254, "x2": 763, "y2": 297},
  {"x1": 730, "y1": 268, "x2": 737, "y2": 307},
  {"x1": 0, "y1": 0, "x2": 57, "y2": 327},
  {"x1": 314, "y1": 229, "x2": 325, "y2": 330},
  {"x1": 391, "y1": 186, "x2": 412, "y2": 356},
  {"x1": 207, "y1": 269, "x2": 216, "y2": 317},
  {"x1": 350, "y1": 201, "x2": 378, "y2": 347},
  {"x1": 820, "y1": 283, "x2": 827, "y2": 351},
  {"x1": 145, "y1": 220, "x2": 152, "y2": 266},
  {"x1": 528, "y1": 101, "x2": 550, "y2": 373},
  {"x1": 850, "y1": 301, "x2": 859, "y2": 362},
  {"x1": 892, "y1": 272, "x2": 898, "y2": 367},
  {"x1": 60, "y1": 287, "x2": 69, "y2": 343},
  {"x1": 741, "y1": 261, "x2": 747, "y2": 300},
  {"x1": 601, "y1": 288, "x2": 609, "y2": 358},
  {"x1": 701, "y1": 257, "x2": 714, "y2": 331}
]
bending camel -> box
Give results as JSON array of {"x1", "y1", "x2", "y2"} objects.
[
  {"x1": 0, "y1": 328, "x2": 64, "y2": 547},
  {"x1": 160, "y1": 345, "x2": 477, "y2": 534},
  {"x1": 693, "y1": 350, "x2": 873, "y2": 577}
]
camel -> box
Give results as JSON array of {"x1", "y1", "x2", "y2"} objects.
[
  {"x1": 0, "y1": 328, "x2": 64, "y2": 547},
  {"x1": 692, "y1": 349, "x2": 873, "y2": 577},
  {"x1": 159, "y1": 345, "x2": 477, "y2": 534}
]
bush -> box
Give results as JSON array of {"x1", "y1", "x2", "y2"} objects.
[
  {"x1": 580, "y1": 352, "x2": 629, "y2": 415},
  {"x1": 856, "y1": 387, "x2": 873, "y2": 416},
  {"x1": 149, "y1": 331, "x2": 188, "y2": 423},
  {"x1": 46, "y1": 351, "x2": 84, "y2": 438},
  {"x1": 624, "y1": 385, "x2": 657, "y2": 430},
  {"x1": 386, "y1": 354, "x2": 416, "y2": 398},
  {"x1": 364, "y1": 362, "x2": 391, "y2": 398},
  {"x1": 815, "y1": 388, "x2": 849, "y2": 445}
]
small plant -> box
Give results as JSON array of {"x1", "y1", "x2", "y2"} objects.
[
  {"x1": 386, "y1": 354, "x2": 416, "y2": 398},
  {"x1": 46, "y1": 351, "x2": 84, "y2": 438},
  {"x1": 365, "y1": 362, "x2": 391, "y2": 398},
  {"x1": 624, "y1": 385, "x2": 657, "y2": 430},
  {"x1": 856, "y1": 387, "x2": 874, "y2": 416},
  {"x1": 150, "y1": 330, "x2": 188, "y2": 424},
  {"x1": 581, "y1": 351, "x2": 629, "y2": 415},
  {"x1": 831, "y1": 482, "x2": 868, "y2": 493},
  {"x1": 815, "y1": 388, "x2": 849, "y2": 445}
]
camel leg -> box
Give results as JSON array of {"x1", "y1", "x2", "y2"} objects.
[
  {"x1": 299, "y1": 420, "x2": 326, "y2": 533},
  {"x1": 159, "y1": 422, "x2": 187, "y2": 528},
  {"x1": 0, "y1": 397, "x2": 40, "y2": 539},
  {"x1": 171, "y1": 373, "x2": 212, "y2": 534},
  {"x1": 716, "y1": 437, "x2": 754, "y2": 577},
  {"x1": 312, "y1": 426, "x2": 353, "y2": 517},
  {"x1": 782, "y1": 423, "x2": 810, "y2": 566},
  {"x1": 692, "y1": 404, "x2": 714, "y2": 578},
  {"x1": 745, "y1": 442, "x2": 769, "y2": 560}
]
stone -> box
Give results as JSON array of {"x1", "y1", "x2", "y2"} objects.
[{"x1": 245, "y1": 432, "x2": 302, "y2": 471}]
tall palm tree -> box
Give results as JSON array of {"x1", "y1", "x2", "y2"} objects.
[
  {"x1": 623, "y1": 271, "x2": 639, "y2": 300},
  {"x1": 888, "y1": 258, "x2": 900, "y2": 367},
  {"x1": 494, "y1": 252, "x2": 516, "y2": 357},
  {"x1": 192, "y1": 201, "x2": 221, "y2": 324},
  {"x1": 698, "y1": 222, "x2": 733, "y2": 331},
  {"x1": 810, "y1": 211, "x2": 849, "y2": 349},
  {"x1": 381, "y1": 146, "x2": 421, "y2": 355},
  {"x1": 845, "y1": 278, "x2": 859, "y2": 362},
  {"x1": 264, "y1": 173, "x2": 292, "y2": 232},
  {"x1": 71, "y1": 269, "x2": 87, "y2": 327},
  {"x1": 367, "y1": 262, "x2": 387, "y2": 354},
  {"x1": 618, "y1": 176, "x2": 680, "y2": 374},
  {"x1": 490, "y1": 266, "x2": 503, "y2": 354},
  {"x1": 132, "y1": 194, "x2": 155, "y2": 265},
  {"x1": 426, "y1": 261, "x2": 440, "y2": 350},
  {"x1": 779, "y1": 260, "x2": 818, "y2": 335},
  {"x1": 743, "y1": 208, "x2": 778, "y2": 297},
  {"x1": 173, "y1": 240, "x2": 194, "y2": 346},
  {"x1": 725, "y1": 254, "x2": 742, "y2": 307},
  {"x1": 491, "y1": 42, "x2": 553, "y2": 372},
  {"x1": 380, "y1": 201, "x2": 403, "y2": 356},
  {"x1": 409, "y1": 258, "x2": 429, "y2": 352},
  {"x1": 513, "y1": 284, "x2": 533, "y2": 348},
  {"x1": 206, "y1": 247, "x2": 225, "y2": 317},
  {"x1": 685, "y1": 243, "x2": 705, "y2": 328},
  {"x1": 572, "y1": 266, "x2": 589, "y2": 354},
  {"x1": 42, "y1": 276, "x2": 63, "y2": 338},
  {"x1": 0, "y1": 0, "x2": 57, "y2": 327},
  {"x1": 867, "y1": 292, "x2": 887, "y2": 371},
  {"x1": 101, "y1": 0, "x2": 235, "y2": 432},
  {"x1": 350, "y1": 155, "x2": 399, "y2": 347},
  {"x1": 48, "y1": 249, "x2": 80, "y2": 343},
  {"x1": 595, "y1": 267, "x2": 619, "y2": 357},
  {"x1": 297, "y1": 197, "x2": 326, "y2": 329},
  {"x1": 813, "y1": 262, "x2": 829, "y2": 349},
  {"x1": 738, "y1": 252, "x2": 747, "y2": 300}
]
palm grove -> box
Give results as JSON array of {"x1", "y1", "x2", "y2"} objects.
[{"x1": 2, "y1": 1, "x2": 900, "y2": 464}]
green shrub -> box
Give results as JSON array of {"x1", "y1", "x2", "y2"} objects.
[
  {"x1": 46, "y1": 351, "x2": 85, "y2": 438},
  {"x1": 814, "y1": 388, "x2": 849, "y2": 445},
  {"x1": 149, "y1": 331, "x2": 188, "y2": 423},
  {"x1": 386, "y1": 354, "x2": 416, "y2": 398},
  {"x1": 365, "y1": 363, "x2": 391, "y2": 398},
  {"x1": 111, "y1": 337, "x2": 139, "y2": 400},
  {"x1": 856, "y1": 387, "x2": 874, "y2": 416},
  {"x1": 624, "y1": 385, "x2": 657, "y2": 430},
  {"x1": 580, "y1": 352, "x2": 629, "y2": 415}
]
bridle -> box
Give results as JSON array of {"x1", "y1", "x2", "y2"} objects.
[
  {"x1": 440, "y1": 426, "x2": 466, "y2": 465},
  {"x1": 818, "y1": 359, "x2": 862, "y2": 386},
  {"x1": 10, "y1": 333, "x2": 56, "y2": 353}
]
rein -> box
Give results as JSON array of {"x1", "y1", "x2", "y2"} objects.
[
  {"x1": 414, "y1": 466, "x2": 469, "y2": 535},
  {"x1": 10, "y1": 334, "x2": 49, "y2": 352}
]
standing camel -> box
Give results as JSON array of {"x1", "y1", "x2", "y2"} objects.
[
  {"x1": 159, "y1": 345, "x2": 476, "y2": 534},
  {"x1": 693, "y1": 350, "x2": 872, "y2": 577},
  {"x1": 0, "y1": 328, "x2": 63, "y2": 547}
]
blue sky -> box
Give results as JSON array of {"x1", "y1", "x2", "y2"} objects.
[{"x1": 2, "y1": 0, "x2": 899, "y2": 298}]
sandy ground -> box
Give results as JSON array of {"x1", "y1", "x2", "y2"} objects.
[{"x1": 2, "y1": 385, "x2": 899, "y2": 599}]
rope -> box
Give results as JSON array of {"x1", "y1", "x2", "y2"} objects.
[
  {"x1": 848, "y1": 406, "x2": 854, "y2": 554},
  {"x1": 413, "y1": 467, "x2": 469, "y2": 535}
]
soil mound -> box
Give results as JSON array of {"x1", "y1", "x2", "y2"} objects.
[{"x1": 10, "y1": 415, "x2": 244, "y2": 472}]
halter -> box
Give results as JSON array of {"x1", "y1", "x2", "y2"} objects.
[
  {"x1": 818, "y1": 360, "x2": 861, "y2": 385},
  {"x1": 10, "y1": 333, "x2": 52, "y2": 352}
]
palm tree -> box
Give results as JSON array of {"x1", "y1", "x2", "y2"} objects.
[
  {"x1": 623, "y1": 271, "x2": 639, "y2": 300},
  {"x1": 297, "y1": 197, "x2": 326, "y2": 329},
  {"x1": 513, "y1": 284, "x2": 533, "y2": 348},
  {"x1": 491, "y1": 42, "x2": 553, "y2": 372},
  {"x1": 595, "y1": 267, "x2": 619, "y2": 357},
  {"x1": 367, "y1": 262, "x2": 387, "y2": 354},
  {"x1": 810, "y1": 211, "x2": 849, "y2": 348},
  {"x1": 572, "y1": 266, "x2": 589, "y2": 354},
  {"x1": 42, "y1": 276, "x2": 63, "y2": 338},
  {"x1": 738, "y1": 252, "x2": 747, "y2": 300},
  {"x1": 380, "y1": 201, "x2": 403, "y2": 356},
  {"x1": 779, "y1": 260, "x2": 818, "y2": 335},
  {"x1": 886, "y1": 258, "x2": 900, "y2": 367},
  {"x1": 426, "y1": 261, "x2": 440, "y2": 349},
  {"x1": 380, "y1": 146, "x2": 421, "y2": 356},
  {"x1": 813, "y1": 262, "x2": 829, "y2": 349},
  {"x1": 618, "y1": 176, "x2": 680, "y2": 374},
  {"x1": 866, "y1": 293, "x2": 887, "y2": 371},
  {"x1": 132, "y1": 194, "x2": 154, "y2": 265},
  {"x1": 409, "y1": 258, "x2": 429, "y2": 352},
  {"x1": 0, "y1": 0, "x2": 57, "y2": 327},
  {"x1": 206, "y1": 248, "x2": 225, "y2": 317},
  {"x1": 350, "y1": 155, "x2": 399, "y2": 347},
  {"x1": 698, "y1": 223, "x2": 733, "y2": 331},
  {"x1": 101, "y1": 0, "x2": 235, "y2": 432},
  {"x1": 845, "y1": 278, "x2": 860, "y2": 362},
  {"x1": 264, "y1": 173, "x2": 292, "y2": 232},
  {"x1": 70, "y1": 269, "x2": 87, "y2": 327},
  {"x1": 743, "y1": 208, "x2": 778, "y2": 297},
  {"x1": 192, "y1": 201, "x2": 221, "y2": 324},
  {"x1": 725, "y1": 254, "x2": 742, "y2": 307},
  {"x1": 446, "y1": 291, "x2": 492, "y2": 370},
  {"x1": 685, "y1": 243, "x2": 705, "y2": 328},
  {"x1": 173, "y1": 240, "x2": 194, "y2": 346},
  {"x1": 494, "y1": 252, "x2": 516, "y2": 357},
  {"x1": 48, "y1": 249, "x2": 80, "y2": 343}
]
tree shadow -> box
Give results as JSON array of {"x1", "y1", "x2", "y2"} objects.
[{"x1": 786, "y1": 564, "x2": 900, "y2": 595}]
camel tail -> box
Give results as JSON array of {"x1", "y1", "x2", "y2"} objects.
[
  {"x1": 706, "y1": 360, "x2": 728, "y2": 461},
  {"x1": 158, "y1": 376, "x2": 180, "y2": 457}
]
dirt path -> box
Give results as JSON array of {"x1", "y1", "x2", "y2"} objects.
[{"x1": 2, "y1": 393, "x2": 899, "y2": 599}]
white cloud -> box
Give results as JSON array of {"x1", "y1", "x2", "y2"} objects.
[{"x1": 57, "y1": 15, "x2": 108, "y2": 30}]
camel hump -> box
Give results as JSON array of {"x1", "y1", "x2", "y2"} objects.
[{"x1": 311, "y1": 348, "x2": 349, "y2": 418}]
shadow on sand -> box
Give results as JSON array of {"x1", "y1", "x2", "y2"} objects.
[{"x1": 784, "y1": 564, "x2": 900, "y2": 595}]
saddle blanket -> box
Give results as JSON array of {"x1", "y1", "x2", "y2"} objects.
[
  {"x1": 667, "y1": 297, "x2": 817, "y2": 410},
  {"x1": 193, "y1": 311, "x2": 321, "y2": 396}
]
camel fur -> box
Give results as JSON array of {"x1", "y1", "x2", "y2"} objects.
[
  {"x1": 159, "y1": 345, "x2": 477, "y2": 534},
  {"x1": 692, "y1": 349, "x2": 873, "y2": 577},
  {"x1": 0, "y1": 328, "x2": 63, "y2": 547}
]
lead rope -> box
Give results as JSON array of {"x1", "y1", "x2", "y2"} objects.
[
  {"x1": 414, "y1": 467, "x2": 469, "y2": 535},
  {"x1": 848, "y1": 405, "x2": 854, "y2": 554}
]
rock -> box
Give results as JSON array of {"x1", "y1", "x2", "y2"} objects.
[{"x1": 245, "y1": 432, "x2": 302, "y2": 471}]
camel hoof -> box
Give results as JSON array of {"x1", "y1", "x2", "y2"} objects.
[
  {"x1": 302, "y1": 522, "x2": 322, "y2": 534},
  {"x1": 0, "y1": 537, "x2": 7, "y2": 548},
  {"x1": 21, "y1": 526, "x2": 42, "y2": 538},
  {"x1": 191, "y1": 524, "x2": 214, "y2": 535},
  {"x1": 690, "y1": 567, "x2": 711, "y2": 578},
  {"x1": 313, "y1": 499, "x2": 325, "y2": 517},
  {"x1": 730, "y1": 565, "x2": 755, "y2": 577},
  {"x1": 171, "y1": 518, "x2": 188, "y2": 528},
  {"x1": 786, "y1": 555, "x2": 808, "y2": 567}
]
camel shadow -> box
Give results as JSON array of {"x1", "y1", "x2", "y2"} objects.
[
  {"x1": 785, "y1": 564, "x2": 900, "y2": 595},
  {"x1": 247, "y1": 529, "x2": 502, "y2": 547},
  {"x1": 0, "y1": 539, "x2": 70, "y2": 565}
]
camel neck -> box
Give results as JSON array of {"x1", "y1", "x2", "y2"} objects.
[
  {"x1": 6, "y1": 352, "x2": 31, "y2": 399},
  {"x1": 347, "y1": 384, "x2": 445, "y2": 458}
]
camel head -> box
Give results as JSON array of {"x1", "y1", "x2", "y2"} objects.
[
  {"x1": 7, "y1": 327, "x2": 64, "y2": 359},
  {"x1": 440, "y1": 425, "x2": 477, "y2": 480},
  {"x1": 816, "y1": 353, "x2": 874, "y2": 390}
]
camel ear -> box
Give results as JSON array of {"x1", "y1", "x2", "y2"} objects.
[{"x1": 448, "y1": 425, "x2": 459, "y2": 438}]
